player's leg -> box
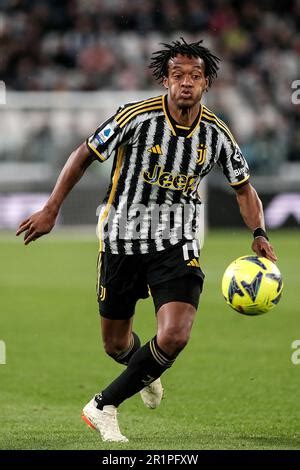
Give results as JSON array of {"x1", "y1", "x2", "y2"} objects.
[
  {"x1": 101, "y1": 315, "x2": 162, "y2": 408},
  {"x1": 88, "y1": 242, "x2": 204, "y2": 412},
  {"x1": 82, "y1": 276, "x2": 201, "y2": 442},
  {"x1": 82, "y1": 244, "x2": 203, "y2": 441},
  {"x1": 96, "y1": 249, "x2": 144, "y2": 364},
  {"x1": 100, "y1": 316, "x2": 161, "y2": 408},
  {"x1": 91, "y1": 275, "x2": 201, "y2": 411},
  {"x1": 82, "y1": 251, "x2": 146, "y2": 442},
  {"x1": 156, "y1": 300, "x2": 196, "y2": 356},
  {"x1": 101, "y1": 317, "x2": 141, "y2": 366},
  {"x1": 139, "y1": 296, "x2": 196, "y2": 409},
  {"x1": 82, "y1": 319, "x2": 140, "y2": 443}
]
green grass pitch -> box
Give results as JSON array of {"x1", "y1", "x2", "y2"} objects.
[{"x1": 0, "y1": 229, "x2": 299, "y2": 450}]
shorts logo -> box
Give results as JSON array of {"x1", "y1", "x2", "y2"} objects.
[
  {"x1": 187, "y1": 258, "x2": 200, "y2": 268},
  {"x1": 196, "y1": 144, "x2": 207, "y2": 165},
  {"x1": 99, "y1": 285, "x2": 107, "y2": 301}
]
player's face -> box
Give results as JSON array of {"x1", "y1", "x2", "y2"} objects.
[{"x1": 163, "y1": 54, "x2": 208, "y2": 109}]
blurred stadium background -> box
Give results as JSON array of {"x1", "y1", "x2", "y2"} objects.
[
  {"x1": 1, "y1": 0, "x2": 300, "y2": 451},
  {"x1": 0, "y1": 0, "x2": 300, "y2": 229}
]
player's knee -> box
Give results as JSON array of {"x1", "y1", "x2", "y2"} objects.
[
  {"x1": 103, "y1": 337, "x2": 129, "y2": 358},
  {"x1": 158, "y1": 328, "x2": 190, "y2": 356}
]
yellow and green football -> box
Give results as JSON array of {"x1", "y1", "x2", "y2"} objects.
[{"x1": 222, "y1": 255, "x2": 283, "y2": 315}]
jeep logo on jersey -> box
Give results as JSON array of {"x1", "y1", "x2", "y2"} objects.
[{"x1": 142, "y1": 164, "x2": 200, "y2": 195}]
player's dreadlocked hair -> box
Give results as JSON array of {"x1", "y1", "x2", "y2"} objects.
[{"x1": 149, "y1": 37, "x2": 220, "y2": 87}]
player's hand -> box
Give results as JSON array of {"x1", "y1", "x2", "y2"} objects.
[
  {"x1": 252, "y1": 237, "x2": 277, "y2": 263},
  {"x1": 16, "y1": 207, "x2": 57, "y2": 245}
]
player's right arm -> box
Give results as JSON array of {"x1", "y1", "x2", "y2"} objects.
[
  {"x1": 16, "y1": 142, "x2": 95, "y2": 245},
  {"x1": 17, "y1": 102, "x2": 136, "y2": 245}
]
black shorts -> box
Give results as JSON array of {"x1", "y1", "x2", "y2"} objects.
[{"x1": 96, "y1": 241, "x2": 205, "y2": 319}]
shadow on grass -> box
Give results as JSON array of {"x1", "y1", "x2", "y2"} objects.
[{"x1": 1, "y1": 412, "x2": 299, "y2": 450}]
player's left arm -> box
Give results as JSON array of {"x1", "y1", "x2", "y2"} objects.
[{"x1": 235, "y1": 182, "x2": 277, "y2": 262}]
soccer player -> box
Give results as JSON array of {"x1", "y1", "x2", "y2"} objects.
[{"x1": 16, "y1": 38, "x2": 277, "y2": 443}]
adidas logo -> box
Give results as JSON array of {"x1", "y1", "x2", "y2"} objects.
[
  {"x1": 187, "y1": 258, "x2": 200, "y2": 268},
  {"x1": 147, "y1": 144, "x2": 162, "y2": 155}
]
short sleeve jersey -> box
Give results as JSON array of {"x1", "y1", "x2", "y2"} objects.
[{"x1": 87, "y1": 95, "x2": 250, "y2": 254}]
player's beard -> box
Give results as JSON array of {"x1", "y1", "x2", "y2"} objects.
[
  {"x1": 176, "y1": 90, "x2": 202, "y2": 110},
  {"x1": 177, "y1": 97, "x2": 198, "y2": 110},
  {"x1": 177, "y1": 101, "x2": 193, "y2": 110}
]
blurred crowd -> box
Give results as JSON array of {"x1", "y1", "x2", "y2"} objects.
[{"x1": 1, "y1": 0, "x2": 300, "y2": 170}]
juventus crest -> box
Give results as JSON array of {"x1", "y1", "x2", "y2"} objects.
[{"x1": 196, "y1": 144, "x2": 207, "y2": 165}]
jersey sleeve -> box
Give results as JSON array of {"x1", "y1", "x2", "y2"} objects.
[
  {"x1": 86, "y1": 110, "x2": 134, "y2": 162},
  {"x1": 217, "y1": 133, "x2": 250, "y2": 189}
]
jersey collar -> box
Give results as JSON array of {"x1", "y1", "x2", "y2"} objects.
[{"x1": 162, "y1": 95, "x2": 203, "y2": 138}]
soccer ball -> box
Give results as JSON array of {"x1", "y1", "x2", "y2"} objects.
[{"x1": 222, "y1": 255, "x2": 283, "y2": 315}]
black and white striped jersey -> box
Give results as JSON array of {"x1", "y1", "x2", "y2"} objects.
[{"x1": 87, "y1": 94, "x2": 250, "y2": 255}]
